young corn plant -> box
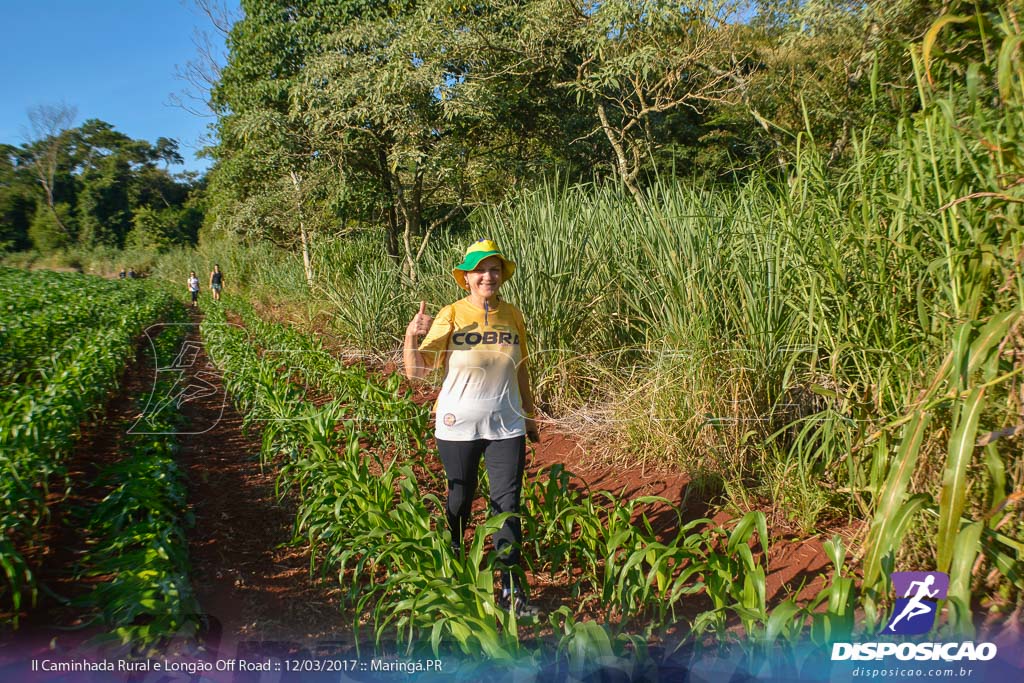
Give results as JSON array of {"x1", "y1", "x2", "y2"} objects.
[
  {"x1": 521, "y1": 464, "x2": 604, "y2": 591},
  {"x1": 1, "y1": 272, "x2": 176, "y2": 625},
  {"x1": 74, "y1": 310, "x2": 201, "y2": 654},
  {"x1": 861, "y1": 309, "x2": 1022, "y2": 634},
  {"x1": 808, "y1": 536, "x2": 858, "y2": 646},
  {"x1": 693, "y1": 511, "x2": 770, "y2": 639},
  {"x1": 202, "y1": 293, "x2": 784, "y2": 663}
]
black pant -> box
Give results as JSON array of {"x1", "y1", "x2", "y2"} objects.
[{"x1": 437, "y1": 436, "x2": 526, "y2": 567}]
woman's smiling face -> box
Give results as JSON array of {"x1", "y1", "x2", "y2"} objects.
[{"x1": 465, "y1": 255, "x2": 504, "y2": 299}]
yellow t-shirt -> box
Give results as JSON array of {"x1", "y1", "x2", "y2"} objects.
[{"x1": 418, "y1": 297, "x2": 529, "y2": 440}]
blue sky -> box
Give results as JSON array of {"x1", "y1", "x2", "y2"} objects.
[{"x1": 0, "y1": 1, "x2": 238, "y2": 175}]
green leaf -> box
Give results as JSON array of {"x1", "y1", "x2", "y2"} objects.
[
  {"x1": 863, "y1": 411, "x2": 930, "y2": 591},
  {"x1": 765, "y1": 599, "x2": 801, "y2": 643},
  {"x1": 947, "y1": 520, "x2": 983, "y2": 635},
  {"x1": 997, "y1": 32, "x2": 1024, "y2": 101},
  {"x1": 937, "y1": 388, "x2": 985, "y2": 575},
  {"x1": 922, "y1": 15, "x2": 972, "y2": 84}
]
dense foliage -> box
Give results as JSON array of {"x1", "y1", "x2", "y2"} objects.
[
  {"x1": 205, "y1": 0, "x2": 948, "y2": 280},
  {"x1": 0, "y1": 119, "x2": 203, "y2": 255},
  {"x1": 196, "y1": 0, "x2": 1024, "y2": 641}
]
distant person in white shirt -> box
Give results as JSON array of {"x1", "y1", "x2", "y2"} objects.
[{"x1": 187, "y1": 271, "x2": 200, "y2": 308}]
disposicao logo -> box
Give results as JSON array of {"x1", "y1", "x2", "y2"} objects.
[
  {"x1": 830, "y1": 570, "x2": 999, "y2": 662},
  {"x1": 886, "y1": 571, "x2": 949, "y2": 635}
]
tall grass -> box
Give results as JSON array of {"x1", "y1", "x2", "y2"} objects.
[
  {"x1": 149, "y1": 239, "x2": 308, "y2": 297},
  {"x1": 296, "y1": 9, "x2": 1024, "y2": 622}
]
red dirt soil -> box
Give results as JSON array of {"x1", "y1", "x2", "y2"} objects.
[
  {"x1": 172, "y1": 310, "x2": 354, "y2": 650},
  {"x1": 522, "y1": 427, "x2": 836, "y2": 605}
]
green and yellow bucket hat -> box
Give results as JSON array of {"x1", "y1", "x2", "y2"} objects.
[{"x1": 452, "y1": 239, "x2": 516, "y2": 291}]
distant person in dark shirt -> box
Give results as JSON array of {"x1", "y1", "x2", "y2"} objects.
[
  {"x1": 209, "y1": 264, "x2": 224, "y2": 301},
  {"x1": 128, "y1": 267, "x2": 137, "y2": 279},
  {"x1": 118, "y1": 266, "x2": 126, "y2": 279}
]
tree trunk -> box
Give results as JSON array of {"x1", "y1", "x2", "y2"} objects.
[
  {"x1": 398, "y1": 187, "x2": 419, "y2": 285},
  {"x1": 27, "y1": 104, "x2": 76, "y2": 239},
  {"x1": 386, "y1": 206, "x2": 400, "y2": 262},
  {"x1": 395, "y1": 175, "x2": 462, "y2": 287},
  {"x1": 289, "y1": 170, "x2": 314, "y2": 287},
  {"x1": 299, "y1": 223, "x2": 313, "y2": 287},
  {"x1": 377, "y1": 147, "x2": 401, "y2": 263},
  {"x1": 39, "y1": 182, "x2": 70, "y2": 238},
  {"x1": 596, "y1": 103, "x2": 645, "y2": 208}
]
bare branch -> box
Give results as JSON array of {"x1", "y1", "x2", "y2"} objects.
[
  {"x1": 25, "y1": 103, "x2": 78, "y2": 237},
  {"x1": 192, "y1": 0, "x2": 236, "y2": 36},
  {"x1": 169, "y1": 1, "x2": 240, "y2": 119}
]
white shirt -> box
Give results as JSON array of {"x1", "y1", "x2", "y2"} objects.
[{"x1": 418, "y1": 298, "x2": 530, "y2": 441}]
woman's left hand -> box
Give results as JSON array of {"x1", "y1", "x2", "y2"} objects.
[{"x1": 526, "y1": 417, "x2": 540, "y2": 443}]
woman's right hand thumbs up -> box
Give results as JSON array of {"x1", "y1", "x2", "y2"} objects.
[{"x1": 407, "y1": 301, "x2": 433, "y2": 338}]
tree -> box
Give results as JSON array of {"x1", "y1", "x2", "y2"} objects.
[
  {"x1": 558, "y1": 0, "x2": 748, "y2": 204},
  {"x1": 170, "y1": 0, "x2": 240, "y2": 148},
  {"x1": 72, "y1": 120, "x2": 150, "y2": 248},
  {"x1": 28, "y1": 200, "x2": 74, "y2": 252},
  {"x1": 206, "y1": 0, "x2": 950, "y2": 269},
  {"x1": 0, "y1": 144, "x2": 36, "y2": 251},
  {"x1": 299, "y1": 4, "x2": 468, "y2": 282},
  {"x1": 208, "y1": 0, "x2": 375, "y2": 285},
  {"x1": 153, "y1": 137, "x2": 185, "y2": 169},
  {"x1": 76, "y1": 154, "x2": 133, "y2": 247},
  {"x1": 24, "y1": 103, "x2": 77, "y2": 239},
  {"x1": 125, "y1": 204, "x2": 201, "y2": 250},
  {"x1": 3, "y1": 118, "x2": 203, "y2": 253},
  {"x1": 298, "y1": 0, "x2": 591, "y2": 281},
  {"x1": 719, "y1": 1, "x2": 946, "y2": 168}
]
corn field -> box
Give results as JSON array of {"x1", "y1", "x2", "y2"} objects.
[
  {"x1": 200, "y1": 297, "x2": 865, "y2": 670},
  {"x1": 0, "y1": 269, "x2": 181, "y2": 629}
]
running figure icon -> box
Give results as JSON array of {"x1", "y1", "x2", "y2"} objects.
[
  {"x1": 885, "y1": 571, "x2": 950, "y2": 634},
  {"x1": 888, "y1": 574, "x2": 939, "y2": 632}
]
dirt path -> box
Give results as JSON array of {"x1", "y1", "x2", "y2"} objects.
[
  {"x1": 1, "y1": 309, "x2": 353, "y2": 657},
  {"x1": 173, "y1": 308, "x2": 352, "y2": 653},
  {"x1": 527, "y1": 431, "x2": 848, "y2": 604}
]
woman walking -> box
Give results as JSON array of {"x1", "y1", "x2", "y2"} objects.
[
  {"x1": 404, "y1": 239, "x2": 540, "y2": 616},
  {"x1": 187, "y1": 271, "x2": 200, "y2": 308},
  {"x1": 209, "y1": 264, "x2": 224, "y2": 301}
]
